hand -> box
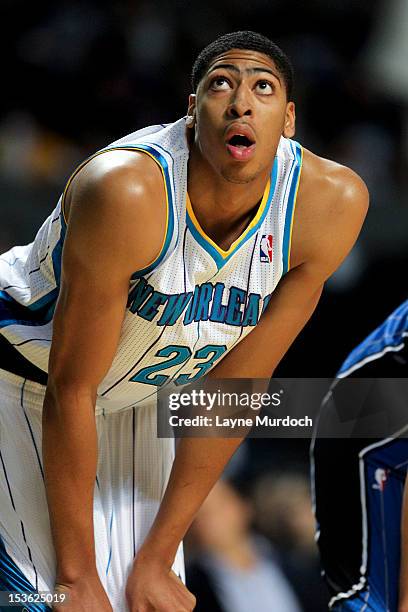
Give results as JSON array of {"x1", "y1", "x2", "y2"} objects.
[
  {"x1": 52, "y1": 575, "x2": 113, "y2": 612},
  {"x1": 126, "y1": 556, "x2": 196, "y2": 612}
]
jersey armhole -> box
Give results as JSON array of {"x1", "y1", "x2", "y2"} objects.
[
  {"x1": 60, "y1": 145, "x2": 175, "y2": 278},
  {"x1": 282, "y1": 141, "x2": 303, "y2": 275}
]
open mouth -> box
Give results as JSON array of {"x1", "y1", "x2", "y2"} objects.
[
  {"x1": 226, "y1": 133, "x2": 256, "y2": 161},
  {"x1": 228, "y1": 134, "x2": 254, "y2": 148}
]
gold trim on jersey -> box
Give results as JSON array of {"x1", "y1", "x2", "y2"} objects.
[{"x1": 186, "y1": 177, "x2": 271, "y2": 259}]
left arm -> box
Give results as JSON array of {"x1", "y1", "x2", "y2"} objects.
[{"x1": 127, "y1": 164, "x2": 369, "y2": 612}]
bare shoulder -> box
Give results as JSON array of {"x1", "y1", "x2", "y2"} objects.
[
  {"x1": 290, "y1": 147, "x2": 369, "y2": 270},
  {"x1": 64, "y1": 149, "x2": 165, "y2": 221},
  {"x1": 299, "y1": 147, "x2": 369, "y2": 217},
  {"x1": 63, "y1": 149, "x2": 167, "y2": 277}
]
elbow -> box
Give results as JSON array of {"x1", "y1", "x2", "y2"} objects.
[{"x1": 43, "y1": 375, "x2": 96, "y2": 420}]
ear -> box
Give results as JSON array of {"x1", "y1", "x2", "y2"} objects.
[
  {"x1": 283, "y1": 101, "x2": 296, "y2": 138},
  {"x1": 186, "y1": 94, "x2": 197, "y2": 128}
]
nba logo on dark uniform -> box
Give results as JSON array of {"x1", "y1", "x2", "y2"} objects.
[
  {"x1": 373, "y1": 468, "x2": 389, "y2": 491},
  {"x1": 260, "y1": 234, "x2": 273, "y2": 263}
]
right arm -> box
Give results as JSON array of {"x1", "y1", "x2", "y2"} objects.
[{"x1": 42, "y1": 150, "x2": 166, "y2": 610}]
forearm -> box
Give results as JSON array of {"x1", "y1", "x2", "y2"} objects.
[
  {"x1": 400, "y1": 476, "x2": 408, "y2": 611},
  {"x1": 137, "y1": 436, "x2": 243, "y2": 565},
  {"x1": 42, "y1": 382, "x2": 98, "y2": 582}
]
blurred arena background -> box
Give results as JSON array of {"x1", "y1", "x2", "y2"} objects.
[{"x1": 2, "y1": 1, "x2": 408, "y2": 609}]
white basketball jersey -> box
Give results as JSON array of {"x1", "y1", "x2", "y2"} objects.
[{"x1": 0, "y1": 118, "x2": 302, "y2": 411}]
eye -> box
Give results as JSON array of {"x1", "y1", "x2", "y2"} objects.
[
  {"x1": 255, "y1": 80, "x2": 274, "y2": 95},
  {"x1": 210, "y1": 77, "x2": 232, "y2": 91}
]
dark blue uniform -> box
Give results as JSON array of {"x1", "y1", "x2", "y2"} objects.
[{"x1": 312, "y1": 300, "x2": 408, "y2": 611}]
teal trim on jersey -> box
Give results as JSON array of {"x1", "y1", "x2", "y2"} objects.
[
  {"x1": 0, "y1": 536, "x2": 50, "y2": 610},
  {"x1": 0, "y1": 218, "x2": 66, "y2": 328},
  {"x1": 282, "y1": 140, "x2": 302, "y2": 275},
  {"x1": 100, "y1": 144, "x2": 176, "y2": 279},
  {"x1": 186, "y1": 157, "x2": 278, "y2": 271},
  {"x1": 0, "y1": 289, "x2": 57, "y2": 329}
]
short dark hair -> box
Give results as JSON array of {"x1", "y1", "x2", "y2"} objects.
[{"x1": 191, "y1": 31, "x2": 294, "y2": 99}]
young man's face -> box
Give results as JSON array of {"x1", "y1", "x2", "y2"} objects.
[{"x1": 189, "y1": 49, "x2": 295, "y2": 185}]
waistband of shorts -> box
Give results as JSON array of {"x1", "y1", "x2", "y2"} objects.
[
  {"x1": 0, "y1": 367, "x2": 46, "y2": 406},
  {"x1": 0, "y1": 368, "x2": 157, "y2": 415}
]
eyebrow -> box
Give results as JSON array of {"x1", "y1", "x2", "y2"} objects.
[{"x1": 207, "y1": 63, "x2": 281, "y2": 84}]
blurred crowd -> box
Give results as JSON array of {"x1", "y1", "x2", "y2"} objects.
[
  {"x1": 186, "y1": 468, "x2": 327, "y2": 611},
  {"x1": 2, "y1": 1, "x2": 408, "y2": 609}
]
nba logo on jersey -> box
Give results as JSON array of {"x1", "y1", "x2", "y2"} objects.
[
  {"x1": 373, "y1": 468, "x2": 389, "y2": 492},
  {"x1": 260, "y1": 235, "x2": 273, "y2": 263}
]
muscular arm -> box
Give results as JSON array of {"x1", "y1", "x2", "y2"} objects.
[
  {"x1": 213, "y1": 153, "x2": 369, "y2": 377},
  {"x1": 42, "y1": 151, "x2": 166, "y2": 606},
  {"x1": 129, "y1": 157, "x2": 369, "y2": 610}
]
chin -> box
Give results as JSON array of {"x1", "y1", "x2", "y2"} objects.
[{"x1": 220, "y1": 165, "x2": 261, "y2": 185}]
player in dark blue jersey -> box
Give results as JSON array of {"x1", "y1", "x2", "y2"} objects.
[{"x1": 312, "y1": 300, "x2": 408, "y2": 611}]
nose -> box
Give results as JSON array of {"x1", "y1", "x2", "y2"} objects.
[{"x1": 226, "y1": 84, "x2": 252, "y2": 119}]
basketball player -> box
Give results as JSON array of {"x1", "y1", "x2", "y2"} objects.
[
  {"x1": 312, "y1": 300, "x2": 408, "y2": 611},
  {"x1": 0, "y1": 31, "x2": 368, "y2": 611}
]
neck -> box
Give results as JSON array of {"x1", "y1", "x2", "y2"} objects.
[{"x1": 187, "y1": 143, "x2": 273, "y2": 248}]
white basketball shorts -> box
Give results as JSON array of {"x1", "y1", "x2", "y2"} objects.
[{"x1": 0, "y1": 368, "x2": 184, "y2": 611}]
